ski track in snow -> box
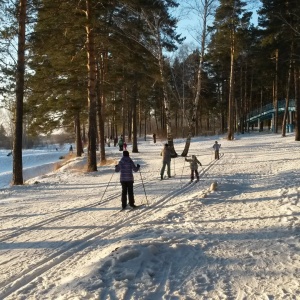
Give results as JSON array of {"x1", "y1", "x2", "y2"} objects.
[
  {"x1": 0, "y1": 160, "x2": 216, "y2": 299},
  {"x1": 0, "y1": 134, "x2": 300, "y2": 299}
]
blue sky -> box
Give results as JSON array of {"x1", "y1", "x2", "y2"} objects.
[{"x1": 174, "y1": 1, "x2": 261, "y2": 47}]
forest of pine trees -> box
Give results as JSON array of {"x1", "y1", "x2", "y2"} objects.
[{"x1": 0, "y1": 0, "x2": 299, "y2": 184}]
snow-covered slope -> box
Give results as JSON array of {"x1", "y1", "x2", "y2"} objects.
[{"x1": 0, "y1": 133, "x2": 300, "y2": 299}]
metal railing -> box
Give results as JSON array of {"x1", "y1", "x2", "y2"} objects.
[{"x1": 247, "y1": 99, "x2": 295, "y2": 122}]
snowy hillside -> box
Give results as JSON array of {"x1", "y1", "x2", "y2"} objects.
[{"x1": 0, "y1": 133, "x2": 300, "y2": 299}]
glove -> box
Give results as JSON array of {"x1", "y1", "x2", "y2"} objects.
[{"x1": 137, "y1": 164, "x2": 140, "y2": 168}]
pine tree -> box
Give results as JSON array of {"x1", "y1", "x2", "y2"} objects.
[
  {"x1": 208, "y1": 0, "x2": 252, "y2": 140},
  {"x1": 259, "y1": 0, "x2": 300, "y2": 138}
]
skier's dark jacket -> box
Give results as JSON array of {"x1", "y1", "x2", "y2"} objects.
[
  {"x1": 115, "y1": 154, "x2": 139, "y2": 182},
  {"x1": 160, "y1": 146, "x2": 171, "y2": 163}
]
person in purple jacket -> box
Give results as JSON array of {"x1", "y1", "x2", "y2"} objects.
[{"x1": 115, "y1": 151, "x2": 140, "y2": 209}]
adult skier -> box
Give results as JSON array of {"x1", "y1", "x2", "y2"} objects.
[{"x1": 160, "y1": 143, "x2": 171, "y2": 180}]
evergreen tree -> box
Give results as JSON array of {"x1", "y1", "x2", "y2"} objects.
[
  {"x1": 258, "y1": 0, "x2": 300, "y2": 138},
  {"x1": 208, "y1": 0, "x2": 252, "y2": 140},
  {"x1": 122, "y1": 0, "x2": 183, "y2": 156}
]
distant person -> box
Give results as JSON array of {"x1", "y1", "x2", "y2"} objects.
[
  {"x1": 153, "y1": 133, "x2": 156, "y2": 143},
  {"x1": 118, "y1": 137, "x2": 123, "y2": 151},
  {"x1": 123, "y1": 142, "x2": 127, "y2": 151},
  {"x1": 69, "y1": 145, "x2": 73, "y2": 153},
  {"x1": 213, "y1": 141, "x2": 221, "y2": 160},
  {"x1": 185, "y1": 155, "x2": 202, "y2": 182},
  {"x1": 115, "y1": 151, "x2": 140, "y2": 210},
  {"x1": 106, "y1": 137, "x2": 110, "y2": 147},
  {"x1": 114, "y1": 137, "x2": 118, "y2": 147},
  {"x1": 160, "y1": 143, "x2": 171, "y2": 180}
]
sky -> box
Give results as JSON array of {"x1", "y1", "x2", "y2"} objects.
[
  {"x1": 1, "y1": 132, "x2": 300, "y2": 299},
  {"x1": 175, "y1": 0, "x2": 262, "y2": 48}
]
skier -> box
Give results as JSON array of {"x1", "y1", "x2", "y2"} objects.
[
  {"x1": 118, "y1": 137, "x2": 124, "y2": 151},
  {"x1": 185, "y1": 155, "x2": 202, "y2": 182},
  {"x1": 115, "y1": 151, "x2": 140, "y2": 209},
  {"x1": 123, "y1": 142, "x2": 127, "y2": 151},
  {"x1": 160, "y1": 143, "x2": 171, "y2": 180},
  {"x1": 213, "y1": 141, "x2": 221, "y2": 160}
]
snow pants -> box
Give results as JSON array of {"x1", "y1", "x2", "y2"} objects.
[
  {"x1": 215, "y1": 150, "x2": 219, "y2": 160},
  {"x1": 190, "y1": 169, "x2": 199, "y2": 181},
  {"x1": 160, "y1": 161, "x2": 171, "y2": 179},
  {"x1": 121, "y1": 181, "x2": 135, "y2": 208}
]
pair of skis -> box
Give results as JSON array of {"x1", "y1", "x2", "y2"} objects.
[
  {"x1": 189, "y1": 179, "x2": 199, "y2": 184},
  {"x1": 119, "y1": 204, "x2": 145, "y2": 212}
]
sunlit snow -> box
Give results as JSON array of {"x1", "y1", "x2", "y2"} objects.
[{"x1": 0, "y1": 132, "x2": 300, "y2": 299}]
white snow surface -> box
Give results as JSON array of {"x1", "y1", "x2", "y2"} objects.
[{"x1": 0, "y1": 133, "x2": 300, "y2": 299}]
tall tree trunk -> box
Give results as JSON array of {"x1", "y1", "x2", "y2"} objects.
[
  {"x1": 282, "y1": 49, "x2": 293, "y2": 137},
  {"x1": 75, "y1": 111, "x2": 83, "y2": 156},
  {"x1": 132, "y1": 80, "x2": 138, "y2": 153},
  {"x1": 13, "y1": 0, "x2": 27, "y2": 185},
  {"x1": 274, "y1": 49, "x2": 279, "y2": 133},
  {"x1": 157, "y1": 31, "x2": 177, "y2": 157},
  {"x1": 122, "y1": 87, "x2": 126, "y2": 140},
  {"x1": 86, "y1": 0, "x2": 97, "y2": 171},
  {"x1": 227, "y1": 20, "x2": 235, "y2": 141},
  {"x1": 97, "y1": 53, "x2": 106, "y2": 163},
  {"x1": 181, "y1": 0, "x2": 210, "y2": 156},
  {"x1": 294, "y1": 67, "x2": 300, "y2": 141}
]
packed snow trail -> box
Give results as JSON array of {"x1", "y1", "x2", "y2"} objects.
[{"x1": 0, "y1": 134, "x2": 300, "y2": 299}]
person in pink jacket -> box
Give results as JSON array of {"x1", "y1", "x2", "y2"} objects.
[{"x1": 115, "y1": 151, "x2": 140, "y2": 209}]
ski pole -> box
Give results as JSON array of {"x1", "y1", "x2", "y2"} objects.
[
  {"x1": 139, "y1": 169, "x2": 149, "y2": 206},
  {"x1": 173, "y1": 158, "x2": 176, "y2": 176},
  {"x1": 180, "y1": 157, "x2": 186, "y2": 182},
  {"x1": 98, "y1": 170, "x2": 114, "y2": 204}
]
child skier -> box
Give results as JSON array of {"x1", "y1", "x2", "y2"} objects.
[
  {"x1": 118, "y1": 137, "x2": 124, "y2": 151},
  {"x1": 185, "y1": 155, "x2": 202, "y2": 182},
  {"x1": 115, "y1": 151, "x2": 140, "y2": 209},
  {"x1": 213, "y1": 141, "x2": 221, "y2": 160}
]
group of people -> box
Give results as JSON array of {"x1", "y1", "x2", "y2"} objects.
[{"x1": 114, "y1": 140, "x2": 221, "y2": 209}]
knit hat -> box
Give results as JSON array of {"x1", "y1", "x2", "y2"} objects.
[{"x1": 123, "y1": 151, "x2": 129, "y2": 156}]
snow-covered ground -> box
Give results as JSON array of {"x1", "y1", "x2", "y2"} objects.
[
  {"x1": 0, "y1": 148, "x2": 70, "y2": 189},
  {"x1": 0, "y1": 133, "x2": 300, "y2": 299}
]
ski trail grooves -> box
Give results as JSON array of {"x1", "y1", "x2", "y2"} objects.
[{"x1": 0, "y1": 148, "x2": 224, "y2": 298}]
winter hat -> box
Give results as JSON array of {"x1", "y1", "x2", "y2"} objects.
[{"x1": 123, "y1": 151, "x2": 129, "y2": 156}]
